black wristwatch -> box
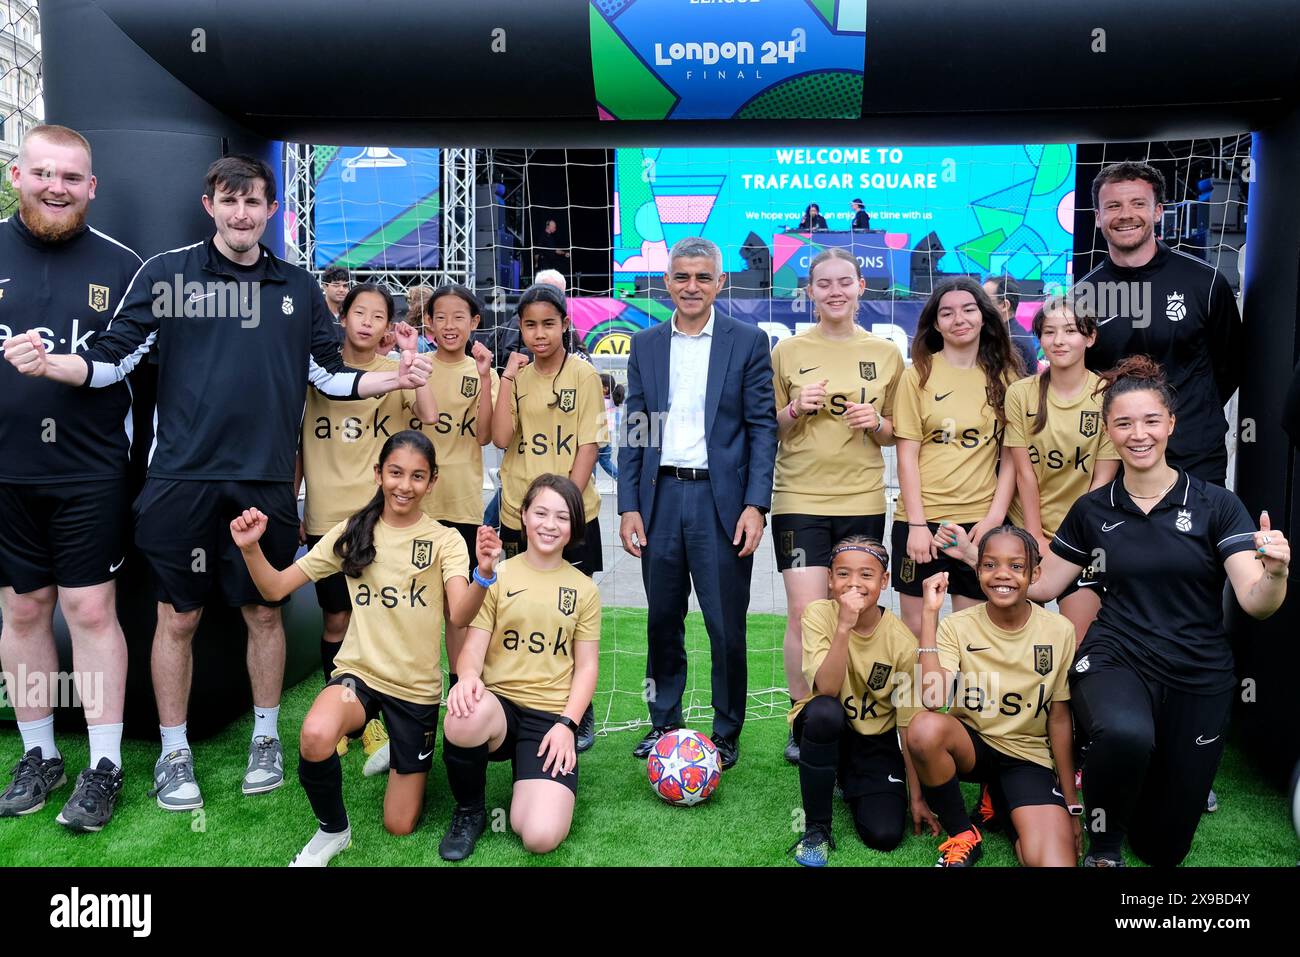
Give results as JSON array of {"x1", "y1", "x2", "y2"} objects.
[
  {"x1": 1067, "y1": 803, "x2": 1085, "y2": 817},
  {"x1": 556, "y1": 715, "x2": 579, "y2": 734}
]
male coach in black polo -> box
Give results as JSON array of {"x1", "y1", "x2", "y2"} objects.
[
  {"x1": 618, "y1": 237, "x2": 777, "y2": 769},
  {"x1": 1082, "y1": 160, "x2": 1242, "y2": 485}
]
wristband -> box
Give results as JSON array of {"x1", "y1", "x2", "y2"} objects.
[
  {"x1": 501, "y1": 374, "x2": 515, "y2": 382},
  {"x1": 907, "y1": 522, "x2": 929, "y2": 528},
  {"x1": 872, "y1": 417, "x2": 884, "y2": 434},
  {"x1": 556, "y1": 715, "x2": 579, "y2": 734},
  {"x1": 471, "y1": 567, "x2": 497, "y2": 588},
  {"x1": 788, "y1": 401, "x2": 800, "y2": 419},
  {"x1": 916, "y1": 647, "x2": 940, "y2": 656},
  {"x1": 1067, "y1": 804, "x2": 1085, "y2": 817}
]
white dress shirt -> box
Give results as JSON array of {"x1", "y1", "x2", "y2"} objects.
[{"x1": 660, "y1": 307, "x2": 714, "y2": 468}]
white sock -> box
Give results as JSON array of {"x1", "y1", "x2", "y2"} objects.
[
  {"x1": 87, "y1": 723, "x2": 124, "y2": 769},
  {"x1": 253, "y1": 704, "x2": 280, "y2": 742},
  {"x1": 16, "y1": 715, "x2": 58, "y2": 760},
  {"x1": 160, "y1": 722, "x2": 190, "y2": 759}
]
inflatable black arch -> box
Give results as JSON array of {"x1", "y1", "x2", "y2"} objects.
[{"x1": 25, "y1": 0, "x2": 1300, "y2": 780}]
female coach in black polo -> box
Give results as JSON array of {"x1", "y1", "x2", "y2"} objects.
[{"x1": 940, "y1": 356, "x2": 1288, "y2": 866}]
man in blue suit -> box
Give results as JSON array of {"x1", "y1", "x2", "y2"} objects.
[{"x1": 618, "y1": 237, "x2": 778, "y2": 769}]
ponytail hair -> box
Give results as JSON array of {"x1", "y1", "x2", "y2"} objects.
[
  {"x1": 1096, "y1": 354, "x2": 1175, "y2": 424},
  {"x1": 334, "y1": 430, "x2": 437, "y2": 578},
  {"x1": 1027, "y1": 296, "x2": 1099, "y2": 436},
  {"x1": 976, "y1": 524, "x2": 1041, "y2": 570}
]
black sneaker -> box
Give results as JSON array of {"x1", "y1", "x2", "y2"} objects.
[
  {"x1": 632, "y1": 726, "x2": 677, "y2": 760},
  {"x1": 712, "y1": 733, "x2": 739, "y2": 771},
  {"x1": 575, "y1": 704, "x2": 596, "y2": 753},
  {"x1": 789, "y1": 823, "x2": 835, "y2": 867},
  {"x1": 0, "y1": 748, "x2": 66, "y2": 817},
  {"x1": 56, "y1": 759, "x2": 124, "y2": 833},
  {"x1": 438, "y1": 805, "x2": 487, "y2": 861},
  {"x1": 783, "y1": 729, "x2": 800, "y2": 765}
]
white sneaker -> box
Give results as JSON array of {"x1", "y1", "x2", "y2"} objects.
[{"x1": 289, "y1": 826, "x2": 352, "y2": 867}]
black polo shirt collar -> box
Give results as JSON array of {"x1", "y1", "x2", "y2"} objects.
[{"x1": 1108, "y1": 468, "x2": 1190, "y2": 517}]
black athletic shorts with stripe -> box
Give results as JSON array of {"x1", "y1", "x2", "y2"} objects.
[
  {"x1": 0, "y1": 480, "x2": 130, "y2": 592},
  {"x1": 958, "y1": 722, "x2": 1068, "y2": 847},
  {"x1": 134, "y1": 477, "x2": 298, "y2": 612},
  {"x1": 327, "y1": 672, "x2": 440, "y2": 774},
  {"x1": 772, "y1": 512, "x2": 886, "y2": 571},
  {"x1": 489, "y1": 693, "x2": 579, "y2": 795}
]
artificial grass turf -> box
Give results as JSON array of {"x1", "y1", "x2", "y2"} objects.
[{"x1": 0, "y1": 609, "x2": 1295, "y2": 867}]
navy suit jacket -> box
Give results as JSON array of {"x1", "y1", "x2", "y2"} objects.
[{"x1": 617, "y1": 311, "x2": 777, "y2": 535}]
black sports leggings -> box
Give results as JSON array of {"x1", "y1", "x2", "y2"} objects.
[
  {"x1": 798, "y1": 695, "x2": 906, "y2": 852},
  {"x1": 1071, "y1": 661, "x2": 1231, "y2": 867}
]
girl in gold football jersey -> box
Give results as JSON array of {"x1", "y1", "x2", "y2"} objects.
[
  {"x1": 422, "y1": 284, "x2": 499, "y2": 685},
  {"x1": 438, "y1": 474, "x2": 600, "y2": 861},
  {"x1": 892, "y1": 277, "x2": 1021, "y2": 637},
  {"x1": 771, "y1": 248, "x2": 905, "y2": 765},
  {"x1": 1004, "y1": 297, "x2": 1119, "y2": 644},
  {"x1": 233, "y1": 431, "x2": 501, "y2": 867}
]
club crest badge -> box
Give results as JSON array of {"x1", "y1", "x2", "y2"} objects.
[
  {"x1": 1176, "y1": 509, "x2": 1193, "y2": 533},
  {"x1": 411, "y1": 539, "x2": 433, "y2": 569},
  {"x1": 1034, "y1": 644, "x2": 1053, "y2": 676},
  {"x1": 867, "y1": 662, "x2": 893, "y2": 692},
  {"x1": 900, "y1": 558, "x2": 916, "y2": 584},
  {"x1": 1166, "y1": 291, "x2": 1185, "y2": 322},
  {"x1": 1075, "y1": 655, "x2": 1090, "y2": 674},
  {"x1": 557, "y1": 388, "x2": 576, "y2": 413},
  {"x1": 88, "y1": 284, "x2": 110, "y2": 313},
  {"x1": 281, "y1": 296, "x2": 294, "y2": 316},
  {"x1": 461, "y1": 375, "x2": 478, "y2": 399},
  {"x1": 558, "y1": 586, "x2": 578, "y2": 616},
  {"x1": 1079, "y1": 411, "x2": 1099, "y2": 438},
  {"x1": 780, "y1": 530, "x2": 795, "y2": 558},
  {"x1": 860, "y1": 361, "x2": 876, "y2": 381}
]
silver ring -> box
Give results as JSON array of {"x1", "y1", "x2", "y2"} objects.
[{"x1": 1263, "y1": 535, "x2": 1272, "y2": 545}]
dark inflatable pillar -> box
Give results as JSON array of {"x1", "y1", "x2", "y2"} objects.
[{"x1": 1229, "y1": 106, "x2": 1300, "y2": 786}]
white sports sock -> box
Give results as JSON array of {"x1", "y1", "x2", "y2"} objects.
[
  {"x1": 160, "y1": 722, "x2": 190, "y2": 759},
  {"x1": 253, "y1": 704, "x2": 280, "y2": 742},
  {"x1": 16, "y1": 715, "x2": 58, "y2": 760},
  {"x1": 87, "y1": 722, "x2": 124, "y2": 769}
]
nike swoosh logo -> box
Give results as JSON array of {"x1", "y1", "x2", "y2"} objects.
[
  {"x1": 0, "y1": 278, "x2": 10, "y2": 283},
  {"x1": 935, "y1": 391, "x2": 953, "y2": 401},
  {"x1": 417, "y1": 749, "x2": 435, "y2": 761},
  {"x1": 966, "y1": 645, "x2": 990, "y2": 653},
  {"x1": 1097, "y1": 314, "x2": 1119, "y2": 326},
  {"x1": 108, "y1": 557, "x2": 126, "y2": 573},
  {"x1": 1026, "y1": 410, "x2": 1038, "y2": 417},
  {"x1": 256, "y1": 712, "x2": 266, "y2": 719},
  {"x1": 798, "y1": 366, "x2": 820, "y2": 374},
  {"x1": 1195, "y1": 735, "x2": 1220, "y2": 746},
  {"x1": 887, "y1": 774, "x2": 904, "y2": 784},
  {"x1": 187, "y1": 292, "x2": 217, "y2": 303},
  {"x1": 506, "y1": 589, "x2": 527, "y2": 597},
  {"x1": 1101, "y1": 521, "x2": 1125, "y2": 532},
  {"x1": 1052, "y1": 788, "x2": 1064, "y2": 798}
]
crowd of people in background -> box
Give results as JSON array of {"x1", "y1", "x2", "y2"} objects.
[{"x1": 0, "y1": 125, "x2": 1289, "y2": 871}]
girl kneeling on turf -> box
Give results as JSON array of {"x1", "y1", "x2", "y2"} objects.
[
  {"x1": 232, "y1": 430, "x2": 501, "y2": 867},
  {"x1": 438, "y1": 473, "x2": 600, "y2": 861},
  {"x1": 907, "y1": 526, "x2": 1081, "y2": 867},
  {"x1": 788, "y1": 536, "x2": 939, "y2": 867}
]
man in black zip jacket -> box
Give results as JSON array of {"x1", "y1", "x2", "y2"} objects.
[
  {"x1": 4, "y1": 154, "x2": 434, "y2": 814},
  {"x1": 0, "y1": 125, "x2": 142, "y2": 832},
  {"x1": 1081, "y1": 161, "x2": 1243, "y2": 486}
]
